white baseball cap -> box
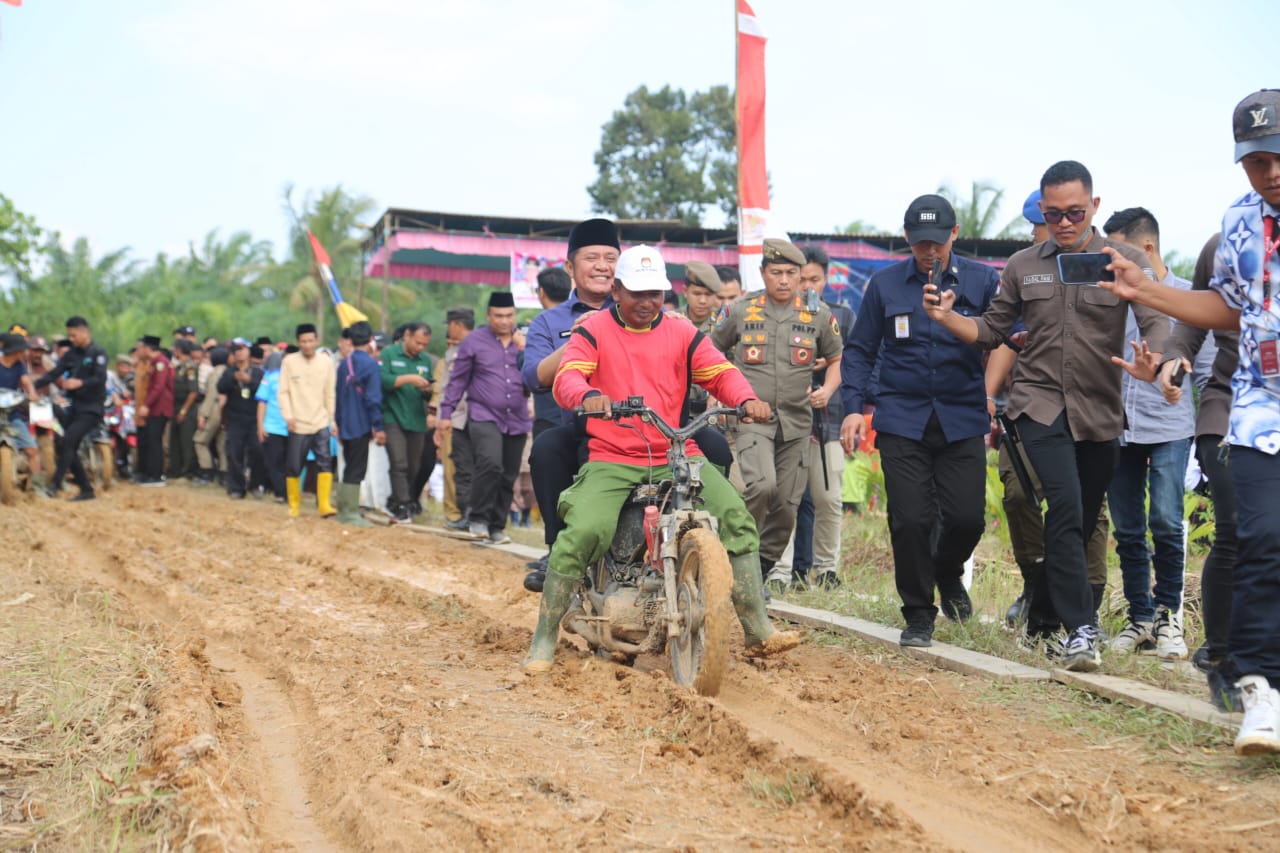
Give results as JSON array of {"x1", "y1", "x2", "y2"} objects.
[{"x1": 615, "y1": 245, "x2": 672, "y2": 292}]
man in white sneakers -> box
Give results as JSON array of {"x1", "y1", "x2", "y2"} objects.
[{"x1": 1102, "y1": 90, "x2": 1280, "y2": 755}]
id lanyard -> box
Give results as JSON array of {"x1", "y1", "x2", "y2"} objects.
[{"x1": 1264, "y1": 214, "x2": 1280, "y2": 312}]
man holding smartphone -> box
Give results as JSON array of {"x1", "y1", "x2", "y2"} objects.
[
  {"x1": 841, "y1": 195, "x2": 999, "y2": 647},
  {"x1": 1100, "y1": 90, "x2": 1280, "y2": 754},
  {"x1": 922, "y1": 161, "x2": 1168, "y2": 671},
  {"x1": 380, "y1": 321, "x2": 434, "y2": 523},
  {"x1": 1102, "y1": 207, "x2": 1200, "y2": 660}
]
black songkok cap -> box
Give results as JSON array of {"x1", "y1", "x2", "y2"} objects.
[
  {"x1": 295, "y1": 323, "x2": 317, "y2": 338},
  {"x1": 488, "y1": 291, "x2": 516, "y2": 309},
  {"x1": 567, "y1": 218, "x2": 620, "y2": 254},
  {"x1": 140, "y1": 335, "x2": 162, "y2": 349}
]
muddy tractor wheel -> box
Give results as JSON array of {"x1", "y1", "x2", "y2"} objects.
[
  {"x1": 670, "y1": 527, "x2": 733, "y2": 697},
  {"x1": 0, "y1": 444, "x2": 15, "y2": 506}
]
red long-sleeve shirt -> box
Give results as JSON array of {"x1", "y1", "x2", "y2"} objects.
[
  {"x1": 145, "y1": 352, "x2": 174, "y2": 418},
  {"x1": 554, "y1": 307, "x2": 755, "y2": 465}
]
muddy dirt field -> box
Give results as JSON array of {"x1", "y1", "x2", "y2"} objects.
[{"x1": 4, "y1": 486, "x2": 1280, "y2": 851}]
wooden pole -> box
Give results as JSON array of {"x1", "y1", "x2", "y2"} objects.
[{"x1": 380, "y1": 211, "x2": 391, "y2": 332}]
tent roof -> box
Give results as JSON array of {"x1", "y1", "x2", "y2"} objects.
[{"x1": 361, "y1": 207, "x2": 1028, "y2": 284}]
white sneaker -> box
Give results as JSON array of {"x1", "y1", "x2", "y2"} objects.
[
  {"x1": 1109, "y1": 619, "x2": 1155, "y2": 653},
  {"x1": 1151, "y1": 607, "x2": 1188, "y2": 660},
  {"x1": 1234, "y1": 675, "x2": 1280, "y2": 756}
]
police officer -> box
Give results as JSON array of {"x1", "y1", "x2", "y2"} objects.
[
  {"x1": 682, "y1": 261, "x2": 723, "y2": 334},
  {"x1": 169, "y1": 338, "x2": 201, "y2": 479},
  {"x1": 681, "y1": 262, "x2": 725, "y2": 424},
  {"x1": 34, "y1": 316, "x2": 108, "y2": 501},
  {"x1": 712, "y1": 238, "x2": 842, "y2": 577}
]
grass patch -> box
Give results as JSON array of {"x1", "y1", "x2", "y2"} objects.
[
  {"x1": 0, "y1": 586, "x2": 180, "y2": 850},
  {"x1": 415, "y1": 592, "x2": 468, "y2": 622},
  {"x1": 744, "y1": 770, "x2": 818, "y2": 807},
  {"x1": 978, "y1": 679, "x2": 1230, "y2": 753},
  {"x1": 787, "y1": 511, "x2": 1211, "y2": 697}
]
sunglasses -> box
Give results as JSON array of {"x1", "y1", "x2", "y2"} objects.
[{"x1": 1042, "y1": 209, "x2": 1088, "y2": 225}]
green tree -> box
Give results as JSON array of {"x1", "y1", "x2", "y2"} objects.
[
  {"x1": 836, "y1": 219, "x2": 889, "y2": 236},
  {"x1": 272, "y1": 184, "x2": 388, "y2": 341},
  {"x1": 937, "y1": 181, "x2": 1023, "y2": 239},
  {"x1": 0, "y1": 193, "x2": 43, "y2": 280},
  {"x1": 588, "y1": 84, "x2": 736, "y2": 226}
]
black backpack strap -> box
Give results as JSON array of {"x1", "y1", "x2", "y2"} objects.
[{"x1": 680, "y1": 330, "x2": 705, "y2": 426}]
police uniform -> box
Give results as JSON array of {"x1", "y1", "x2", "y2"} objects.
[
  {"x1": 168, "y1": 354, "x2": 201, "y2": 478},
  {"x1": 711, "y1": 241, "x2": 842, "y2": 564}
]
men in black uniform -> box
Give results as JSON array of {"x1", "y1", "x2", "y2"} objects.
[
  {"x1": 35, "y1": 316, "x2": 108, "y2": 501},
  {"x1": 217, "y1": 340, "x2": 265, "y2": 499},
  {"x1": 169, "y1": 339, "x2": 202, "y2": 480},
  {"x1": 842, "y1": 196, "x2": 999, "y2": 646}
]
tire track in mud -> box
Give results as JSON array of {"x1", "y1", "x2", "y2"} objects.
[
  {"x1": 41, "y1": 492, "x2": 932, "y2": 850},
  {"x1": 26, "y1": 489, "x2": 1280, "y2": 851},
  {"x1": 28, "y1": 500, "x2": 341, "y2": 852}
]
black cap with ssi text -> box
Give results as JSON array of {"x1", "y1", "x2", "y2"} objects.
[{"x1": 903, "y1": 194, "x2": 957, "y2": 245}]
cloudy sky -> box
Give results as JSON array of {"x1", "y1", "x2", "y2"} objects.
[{"x1": 0, "y1": 0, "x2": 1268, "y2": 265}]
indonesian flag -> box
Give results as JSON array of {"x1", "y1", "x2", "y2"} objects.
[
  {"x1": 307, "y1": 231, "x2": 368, "y2": 329},
  {"x1": 736, "y1": 0, "x2": 769, "y2": 293}
]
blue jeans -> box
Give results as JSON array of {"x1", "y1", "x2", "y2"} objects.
[
  {"x1": 1107, "y1": 438, "x2": 1190, "y2": 623},
  {"x1": 1229, "y1": 447, "x2": 1280, "y2": 680}
]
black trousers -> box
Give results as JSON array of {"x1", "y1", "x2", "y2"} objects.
[
  {"x1": 1197, "y1": 435, "x2": 1236, "y2": 660},
  {"x1": 467, "y1": 420, "x2": 527, "y2": 531},
  {"x1": 1016, "y1": 411, "x2": 1118, "y2": 633},
  {"x1": 529, "y1": 422, "x2": 735, "y2": 548},
  {"x1": 138, "y1": 415, "x2": 168, "y2": 481},
  {"x1": 168, "y1": 410, "x2": 198, "y2": 478},
  {"x1": 225, "y1": 421, "x2": 263, "y2": 496},
  {"x1": 384, "y1": 424, "x2": 425, "y2": 509},
  {"x1": 285, "y1": 429, "x2": 333, "y2": 478},
  {"x1": 1228, "y1": 447, "x2": 1280, "y2": 679},
  {"x1": 877, "y1": 414, "x2": 986, "y2": 621},
  {"x1": 411, "y1": 433, "x2": 438, "y2": 506},
  {"x1": 341, "y1": 435, "x2": 371, "y2": 485},
  {"x1": 262, "y1": 433, "x2": 287, "y2": 498},
  {"x1": 51, "y1": 410, "x2": 101, "y2": 493},
  {"x1": 450, "y1": 425, "x2": 475, "y2": 515}
]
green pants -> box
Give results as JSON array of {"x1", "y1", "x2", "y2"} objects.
[{"x1": 549, "y1": 460, "x2": 759, "y2": 580}]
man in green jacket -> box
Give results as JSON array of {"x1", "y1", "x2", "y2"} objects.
[{"x1": 380, "y1": 322, "x2": 434, "y2": 522}]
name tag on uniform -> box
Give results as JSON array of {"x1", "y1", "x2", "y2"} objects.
[
  {"x1": 241, "y1": 387, "x2": 251, "y2": 399},
  {"x1": 894, "y1": 315, "x2": 910, "y2": 339},
  {"x1": 1261, "y1": 337, "x2": 1280, "y2": 377}
]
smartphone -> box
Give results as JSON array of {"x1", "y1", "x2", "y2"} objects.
[{"x1": 1057, "y1": 252, "x2": 1115, "y2": 285}]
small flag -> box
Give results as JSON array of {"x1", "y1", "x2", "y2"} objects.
[
  {"x1": 827, "y1": 260, "x2": 850, "y2": 290},
  {"x1": 307, "y1": 231, "x2": 368, "y2": 329}
]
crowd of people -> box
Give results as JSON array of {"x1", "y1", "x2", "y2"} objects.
[{"x1": 4, "y1": 89, "x2": 1279, "y2": 757}]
